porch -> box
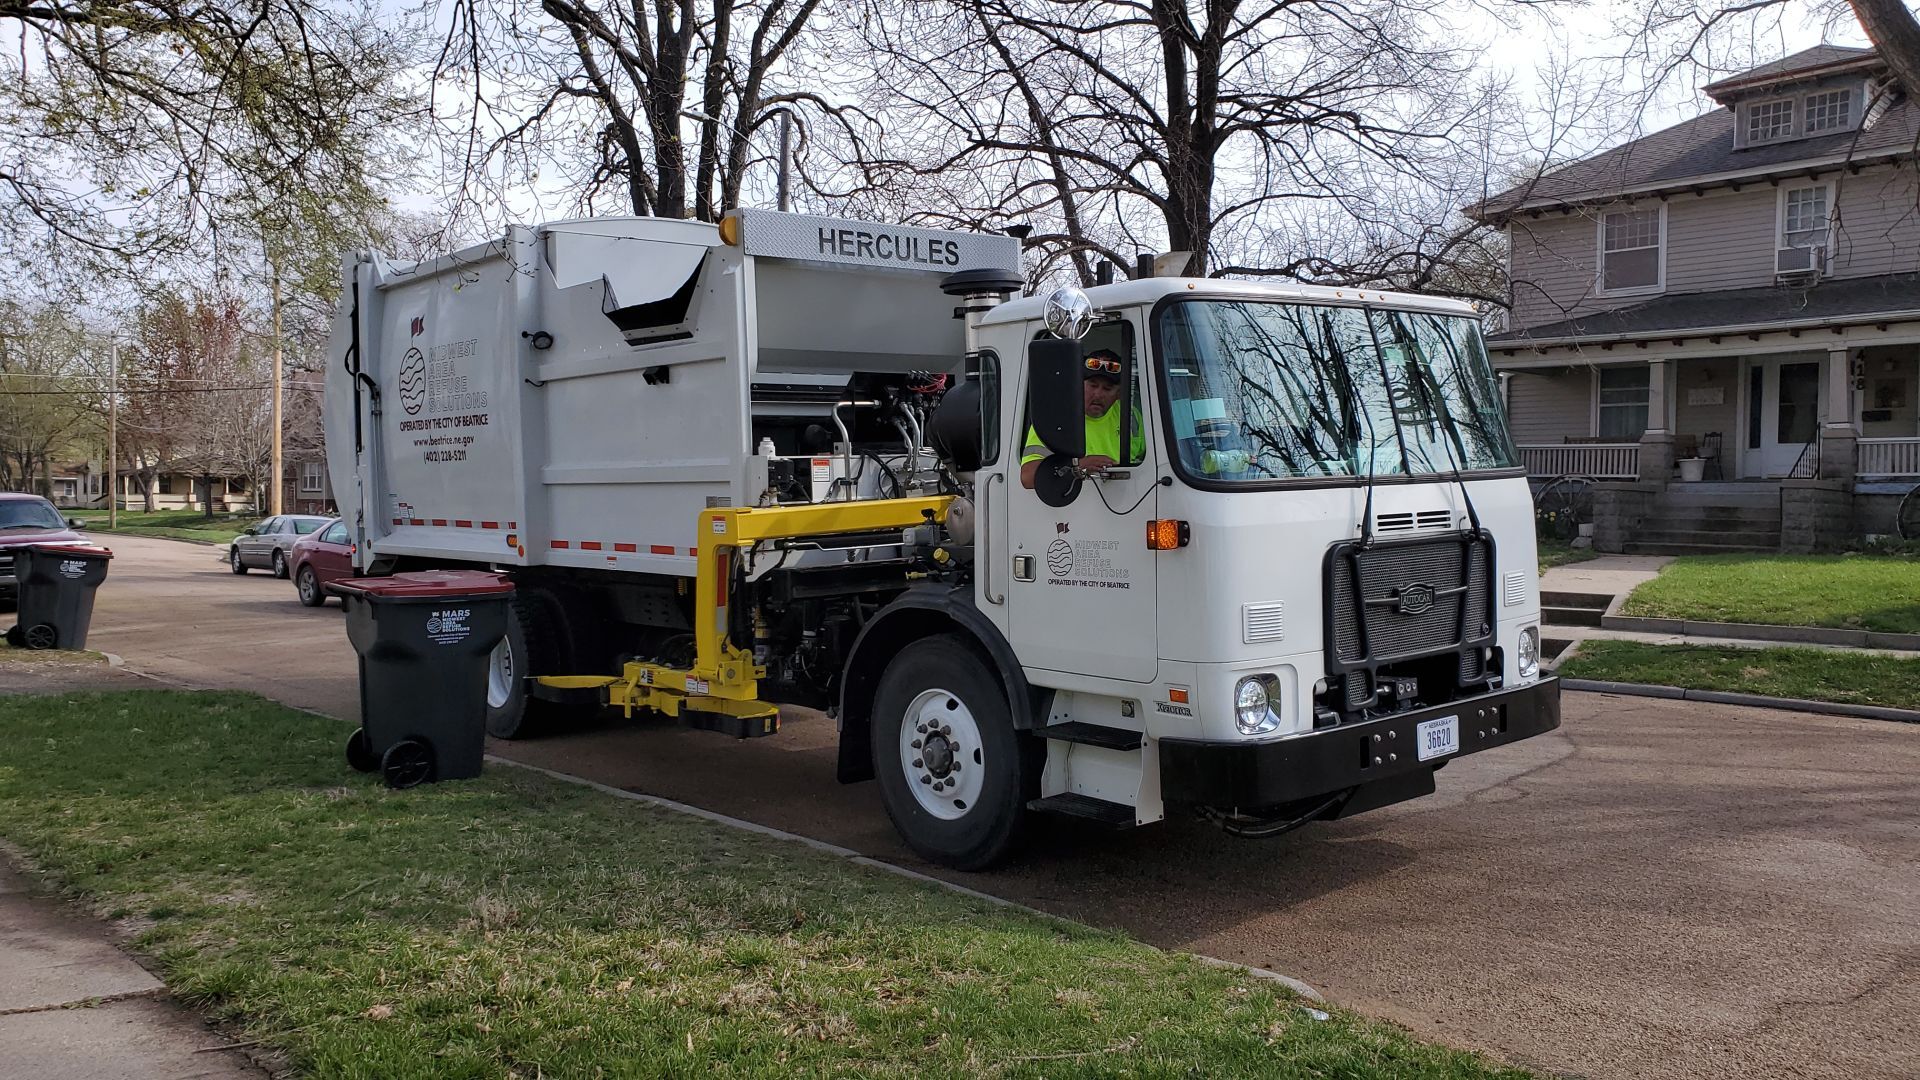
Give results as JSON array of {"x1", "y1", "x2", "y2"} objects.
[{"x1": 1504, "y1": 339, "x2": 1920, "y2": 551}]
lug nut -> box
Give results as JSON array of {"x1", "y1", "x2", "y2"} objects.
[
  {"x1": 919, "y1": 774, "x2": 931, "y2": 785},
  {"x1": 911, "y1": 739, "x2": 921, "y2": 749},
  {"x1": 912, "y1": 758, "x2": 923, "y2": 769},
  {"x1": 1388, "y1": 752, "x2": 1397, "y2": 762},
  {"x1": 916, "y1": 723, "x2": 928, "y2": 733}
]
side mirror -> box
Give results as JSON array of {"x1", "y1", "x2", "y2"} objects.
[
  {"x1": 66, "y1": 518, "x2": 82, "y2": 530},
  {"x1": 1026, "y1": 338, "x2": 1085, "y2": 460},
  {"x1": 242, "y1": 526, "x2": 258, "y2": 536}
]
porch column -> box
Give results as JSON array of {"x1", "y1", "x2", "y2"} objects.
[
  {"x1": 1819, "y1": 346, "x2": 1858, "y2": 480},
  {"x1": 1637, "y1": 358, "x2": 1673, "y2": 485}
]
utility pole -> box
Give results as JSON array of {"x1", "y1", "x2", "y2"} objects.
[
  {"x1": 271, "y1": 267, "x2": 284, "y2": 517},
  {"x1": 108, "y1": 340, "x2": 118, "y2": 529}
]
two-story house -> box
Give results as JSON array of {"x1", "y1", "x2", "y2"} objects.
[{"x1": 1468, "y1": 45, "x2": 1920, "y2": 552}]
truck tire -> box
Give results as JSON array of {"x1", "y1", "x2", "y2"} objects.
[
  {"x1": 485, "y1": 587, "x2": 578, "y2": 739},
  {"x1": 870, "y1": 635, "x2": 1040, "y2": 870}
]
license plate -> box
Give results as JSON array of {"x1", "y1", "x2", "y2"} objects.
[{"x1": 1415, "y1": 715, "x2": 1460, "y2": 762}]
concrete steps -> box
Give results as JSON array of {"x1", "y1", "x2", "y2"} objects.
[
  {"x1": 1623, "y1": 485, "x2": 1783, "y2": 555},
  {"x1": 1623, "y1": 541, "x2": 1778, "y2": 556},
  {"x1": 1543, "y1": 591, "x2": 1610, "y2": 628}
]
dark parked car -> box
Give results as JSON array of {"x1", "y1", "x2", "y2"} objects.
[
  {"x1": 289, "y1": 519, "x2": 355, "y2": 607},
  {"x1": 0, "y1": 493, "x2": 87, "y2": 610},
  {"x1": 230, "y1": 514, "x2": 330, "y2": 578}
]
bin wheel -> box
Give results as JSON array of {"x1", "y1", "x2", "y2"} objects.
[
  {"x1": 380, "y1": 738, "x2": 434, "y2": 789},
  {"x1": 4, "y1": 624, "x2": 22, "y2": 648},
  {"x1": 345, "y1": 729, "x2": 378, "y2": 773},
  {"x1": 22, "y1": 624, "x2": 58, "y2": 651}
]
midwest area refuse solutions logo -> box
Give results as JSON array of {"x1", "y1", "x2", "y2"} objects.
[
  {"x1": 398, "y1": 347, "x2": 427, "y2": 415},
  {"x1": 424, "y1": 608, "x2": 471, "y2": 645}
]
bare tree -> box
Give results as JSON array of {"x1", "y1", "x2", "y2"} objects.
[
  {"x1": 847, "y1": 0, "x2": 1513, "y2": 290},
  {"x1": 434, "y1": 0, "x2": 854, "y2": 224}
]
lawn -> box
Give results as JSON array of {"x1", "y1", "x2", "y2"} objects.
[
  {"x1": 1536, "y1": 540, "x2": 1597, "y2": 572},
  {"x1": 1619, "y1": 554, "x2": 1920, "y2": 634},
  {"x1": 0, "y1": 688, "x2": 1528, "y2": 1079},
  {"x1": 76, "y1": 508, "x2": 261, "y2": 545},
  {"x1": 1558, "y1": 640, "x2": 1920, "y2": 711}
]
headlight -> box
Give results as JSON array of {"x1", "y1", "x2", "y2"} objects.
[
  {"x1": 1233, "y1": 675, "x2": 1282, "y2": 735},
  {"x1": 1517, "y1": 625, "x2": 1540, "y2": 679}
]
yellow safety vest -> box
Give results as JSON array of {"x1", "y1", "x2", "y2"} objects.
[{"x1": 1021, "y1": 407, "x2": 1141, "y2": 465}]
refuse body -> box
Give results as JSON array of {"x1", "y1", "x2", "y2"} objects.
[
  {"x1": 5, "y1": 544, "x2": 112, "y2": 650},
  {"x1": 329, "y1": 570, "x2": 515, "y2": 789}
]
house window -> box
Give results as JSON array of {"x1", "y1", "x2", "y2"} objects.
[
  {"x1": 300, "y1": 462, "x2": 325, "y2": 493},
  {"x1": 1598, "y1": 366, "x2": 1651, "y2": 439},
  {"x1": 1804, "y1": 88, "x2": 1852, "y2": 133},
  {"x1": 1781, "y1": 184, "x2": 1831, "y2": 253},
  {"x1": 1746, "y1": 98, "x2": 1795, "y2": 143},
  {"x1": 1599, "y1": 208, "x2": 1662, "y2": 293},
  {"x1": 157, "y1": 475, "x2": 173, "y2": 495}
]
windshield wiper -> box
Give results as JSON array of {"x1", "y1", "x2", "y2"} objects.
[{"x1": 0, "y1": 523, "x2": 63, "y2": 531}]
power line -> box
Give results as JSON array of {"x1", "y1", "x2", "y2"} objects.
[{"x1": 0, "y1": 385, "x2": 324, "y2": 395}]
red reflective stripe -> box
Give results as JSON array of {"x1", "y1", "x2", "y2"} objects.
[
  {"x1": 409, "y1": 518, "x2": 425, "y2": 526},
  {"x1": 580, "y1": 541, "x2": 602, "y2": 551},
  {"x1": 509, "y1": 521, "x2": 518, "y2": 529},
  {"x1": 391, "y1": 518, "x2": 402, "y2": 526},
  {"x1": 650, "y1": 544, "x2": 676, "y2": 555},
  {"x1": 715, "y1": 551, "x2": 730, "y2": 605},
  {"x1": 480, "y1": 521, "x2": 500, "y2": 530},
  {"x1": 615, "y1": 543, "x2": 637, "y2": 553},
  {"x1": 687, "y1": 547, "x2": 698, "y2": 556},
  {"x1": 550, "y1": 540, "x2": 569, "y2": 549},
  {"x1": 454, "y1": 519, "x2": 472, "y2": 528},
  {"x1": 431, "y1": 519, "x2": 448, "y2": 527}
]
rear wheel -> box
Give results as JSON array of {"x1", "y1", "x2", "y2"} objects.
[
  {"x1": 871, "y1": 635, "x2": 1039, "y2": 870},
  {"x1": 270, "y1": 549, "x2": 288, "y2": 579},
  {"x1": 486, "y1": 586, "x2": 590, "y2": 739},
  {"x1": 296, "y1": 566, "x2": 324, "y2": 607}
]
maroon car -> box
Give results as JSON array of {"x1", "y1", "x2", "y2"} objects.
[
  {"x1": 289, "y1": 518, "x2": 355, "y2": 607},
  {"x1": 0, "y1": 493, "x2": 88, "y2": 611}
]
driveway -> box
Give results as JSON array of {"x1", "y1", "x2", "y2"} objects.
[{"x1": 80, "y1": 534, "x2": 1920, "y2": 1080}]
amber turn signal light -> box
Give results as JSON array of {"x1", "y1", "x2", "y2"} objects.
[{"x1": 1146, "y1": 519, "x2": 1190, "y2": 550}]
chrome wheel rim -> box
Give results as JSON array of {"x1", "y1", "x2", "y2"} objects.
[
  {"x1": 487, "y1": 637, "x2": 514, "y2": 709},
  {"x1": 899, "y1": 687, "x2": 985, "y2": 820}
]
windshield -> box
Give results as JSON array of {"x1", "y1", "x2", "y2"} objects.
[
  {"x1": 0, "y1": 498, "x2": 67, "y2": 530},
  {"x1": 1156, "y1": 300, "x2": 1518, "y2": 483}
]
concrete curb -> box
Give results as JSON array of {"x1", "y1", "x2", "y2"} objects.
[
  {"x1": 486, "y1": 755, "x2": 1326, "y2": 1003},
  {"x1": 1599, "y1": 614, "x2": 1920, "y2": 651},
  {"x1": 79, "y1": 528, "x2": 224, "y2": 548},
  {"x1": 1561, "y1": 678, "x2": 1920, "y2": 724}
]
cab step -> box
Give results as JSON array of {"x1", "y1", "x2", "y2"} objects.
[
  {"x1": 1027, "y1": 793, "x2": 1136, "y2": 827},
  {"x1": 1038, "y1": 722, "x2": 1144, "y2": 751}
]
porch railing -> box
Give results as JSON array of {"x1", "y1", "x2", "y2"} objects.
[
  {"x1": 1517, "y1": 443, "x2": 1640, "y2": 480},
  {"x1": 1858, "y1": 437, "x2": 1920, "y2": 478}
]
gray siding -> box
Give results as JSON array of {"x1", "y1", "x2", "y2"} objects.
[
  {"x1": 1833, "y1": 165, "x2": 1920, "y2": 280},
  {"x1": 1506, "y1": 368, "x2": 1591, "y2": 443},
  {"x1": 1674, "y1": 356, "x2": 1739, "y2": 441},
  {"x1": 1506, "y1": 162, "x2": 1919, "y2": 332}
]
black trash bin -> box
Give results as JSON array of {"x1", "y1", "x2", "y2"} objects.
[
  {"x1": 5, "y1": 544, "x2": 112, "y2": 650},
  {"x1": 330, "y1": 570, "x2": 515, "y2": 789}
]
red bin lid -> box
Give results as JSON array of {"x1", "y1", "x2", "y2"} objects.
[
  {"x1": 328, "y1": 569, "x2": 515, "y2": 599},
  {"x1": 25, "y1": 543, "x2": 112, "y2": 559}
]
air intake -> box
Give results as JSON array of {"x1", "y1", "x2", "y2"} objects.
[
  {"x1": 1376, "y1": 510, "x2": 1454, "y2": 534},
  {"x1": 1242, "y1": 602, "x2": 1285, "y2": 644}
]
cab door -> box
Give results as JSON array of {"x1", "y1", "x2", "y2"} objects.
[{"x1": 1003, "y1": 316, "x2": 1160, "y2": 682}]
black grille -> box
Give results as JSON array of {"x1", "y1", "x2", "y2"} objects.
[{"x1": 1325, "y1": 533, "x2": 1493, "y2": 672}]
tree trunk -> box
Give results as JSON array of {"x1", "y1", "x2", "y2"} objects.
[{"x1": 1848, "y1": 0, "x2": 1920, "y2": 96}]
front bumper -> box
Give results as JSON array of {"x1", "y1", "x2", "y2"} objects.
[{"x1": 1159, "y1": 677, "x2": 1561, "y2": 810}]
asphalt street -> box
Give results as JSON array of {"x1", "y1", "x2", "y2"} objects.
[{"x1": 77, "y1": 533, "x2": 1920, "y2": 1080}]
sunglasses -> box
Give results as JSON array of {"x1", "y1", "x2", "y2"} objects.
[{"x1": 1083, "y1": 356, "x2": 1122, "y2": 375}]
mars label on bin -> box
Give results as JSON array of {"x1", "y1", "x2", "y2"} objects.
[
  {"x1": 59, "y1": 559, "x2": 87, "y2": 579},
  {"x1": 424, "y1": 607, "x2": 472, "y2": 645}
]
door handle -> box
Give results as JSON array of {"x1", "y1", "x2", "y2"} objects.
[{"x1": 982, "y1": 472, "x2": 1005, "y2": 605}]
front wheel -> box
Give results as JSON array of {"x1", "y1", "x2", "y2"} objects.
[
  {"x1": 230, "y1": 548, "x2": 247, "y2": 574},
  {"x1": 870, "y1": 635, "x2": 1039, "y2": 870},
  {"x1": 296, "y1": 566, "x2": 324, "y2": 607}
]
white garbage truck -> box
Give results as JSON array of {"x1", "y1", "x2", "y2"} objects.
[{"x1": 324, "y1": 209, "x2": 1560, "y2": 868}]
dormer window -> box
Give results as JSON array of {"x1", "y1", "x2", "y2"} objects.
[
  {"x1": 1804, "y1": 88, "x2": 1853, "y2": 132},
  {"x1": 1746, "y1": 98, "x2": 1795, "y2": 143}
]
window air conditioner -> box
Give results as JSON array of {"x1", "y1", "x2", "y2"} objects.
[{"x1": 1775, "y1": 246, "x2": 1827, "y2": 276}]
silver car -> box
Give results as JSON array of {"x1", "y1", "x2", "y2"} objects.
[{"x1": 230, "y1": 515, "x2": 331, "y2": 578}]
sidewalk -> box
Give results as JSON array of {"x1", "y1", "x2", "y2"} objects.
[
  {"x1": 0, "y1": 662, "x2": 266, "y2": 1079},
  {"x1": 1538, "y1": 553, "x2": 1669, "y2": 598}
]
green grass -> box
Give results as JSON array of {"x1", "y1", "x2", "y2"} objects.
[
  {"x1": 1620, "y1": 554, "x2": 1920, "y2": 634},
  {"x1": 0, "y1": 641, "x2": 104, "y2": 664},
  {"x1": 77, "y1": 508, "x2": 261, "y2": 545},
  {"x1": 0, "y1": 689, "x2": 1527, "y2": 1079},
  {"x1": 1536, "y1": 540, "x2": 1598, "y2": 572},
  {"x1": 1558, "y1": 640, "x2": 1920, "y2": 710}
]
